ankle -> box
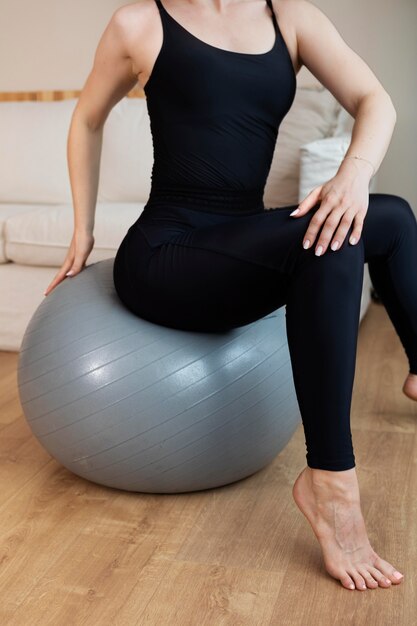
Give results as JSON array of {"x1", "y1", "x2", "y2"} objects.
[{"x1": 306, "y1": 467, "x2": 360, "y2": 498}]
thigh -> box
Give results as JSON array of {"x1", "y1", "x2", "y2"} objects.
[
  {"x1": 114, "y1": 211, "x2": 297, "y2": 332},
  {"x1": 362, "y1": 192, "x2": 417, "y2": 261},
  {"x1": 168, "y1": 204, "x2": 318, "y2": 274}
]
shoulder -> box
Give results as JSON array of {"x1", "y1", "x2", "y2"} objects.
[
  {"x1": 273, "y1": 0, "x2": 332, "y2": 32},
  {"x1": 273, "y1": 0, "x2": 344, "y2": 60},
  {"x1": 273, "y1": 0, "x2": 326, "y2": 19},
  {"x1": 272, "y1": 0, "x2": 335, "y2": 38},
  {"x1": 109, "y1": 0, "x2": 156, "y2": 44}
]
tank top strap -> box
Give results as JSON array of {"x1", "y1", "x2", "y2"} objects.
[{"x1": 265, "y1": 0, "x2": 279, "y2": 34}]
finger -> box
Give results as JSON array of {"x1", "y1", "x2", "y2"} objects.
[
  {"x1": 306, "y1": 189, "x2": 346, "y2": 252},
  {"x1": 315, "y1": 206, "x2": 353, "y2": 256},
  {"x1": 44, "y1": 275, "x2": 65, "y2": 296},
  {"x1": 66, "y1": 259, "x2": 86, "y2": 276},
  {"x1": 348, "y1": 211, "x2": 366, "y2": 245},
  {"x1": 44, "y1": 265, "x2": 73, "y2": 295},
  {"x1": 302, "y1": 197, "x2": 338, "y2": 250},
  {"x1": 330, "y1": 209, "x2": 365, "y2": 251},
  {"x1": 291, "y1": 185, "x2": 323, "y2": 217}
]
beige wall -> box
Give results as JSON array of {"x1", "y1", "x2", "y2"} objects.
[{"x1": 1, "y1": 0, "x2": 416, "y2": 208}]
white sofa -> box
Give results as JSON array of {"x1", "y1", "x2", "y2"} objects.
[{"x1": 0, "y1": 83, "x2": 375, "y2": 352}]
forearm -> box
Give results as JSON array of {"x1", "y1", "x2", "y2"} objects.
[
  {"x1": 336, "y1": 91, "x2": 397, "y2": 183},
  {"x1": 67, "y1": 109, "x2": 104, "y2": 235}
]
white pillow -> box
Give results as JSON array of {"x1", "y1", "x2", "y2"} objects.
[
  {"x1": 298, "y1": 135, "x2": 351, "y2": 202},
  {"x1": 298, "y1": 134, "x2": 378, "y2": 202},
  {"x1": 333, "y1": 107, "x2": 354, "y2": 137},
  {"x1": 98, "y1": 97, "x2": 153, "y2": 203}
]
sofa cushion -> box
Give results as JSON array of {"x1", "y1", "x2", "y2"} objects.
[
  {"x1": 0, "y1": 263, "x2": 58, "y2": 351},
  {"x1": 0, "y1": 204, "x2": 44, "y2": 264},
  {"x1": 4, "y1": 202, "x2": 144, "y2": 267},
  {"x1": 263, "y1": 84, "x2": 341, "y2": 209}
]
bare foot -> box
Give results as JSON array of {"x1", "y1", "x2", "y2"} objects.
[
  {"x1": 402, "y1": 373, "x2": 417, "y2": 400},
  {"x1": 292, "y1": 466, "x2": 404, "y2": 591}
]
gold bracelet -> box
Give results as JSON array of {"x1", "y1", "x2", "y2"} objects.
[{"x1": 343, "y1": 155, "x2": 376, "y2": 177}]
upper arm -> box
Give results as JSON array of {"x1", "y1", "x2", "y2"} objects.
[
  {"x1": 74, "y1": 5, "x2": 145, "y2": 130},
  {"x1": 284, "y1": 0, "x2": 390, "y2": 116}
]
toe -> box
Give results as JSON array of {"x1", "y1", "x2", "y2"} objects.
[
  {"x1": 347, "y1": 570, "x2": 367, "y2": 591},
  {"x1": 368, "y1": 566, "x2": 393, "y2": 588},
  {"x1": 339, "y1": 574, "x2": 356, "y2": 591},
  {"x1": 373, "y1": 557, "x2": 404, "y2": 584},
  {"x1": 357, "y1": 566, "x2": 379, "y2": 589}
]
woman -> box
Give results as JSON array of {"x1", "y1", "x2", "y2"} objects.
[{"x1": 44, "y1": 0, "x2": 415, "y2": 591}]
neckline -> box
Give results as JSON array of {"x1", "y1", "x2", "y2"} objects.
[{"x1": 157, "y1": 0, "x2": 279, "y2": 57}]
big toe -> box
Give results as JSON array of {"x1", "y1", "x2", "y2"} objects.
[{"x1": 373, "y1": 557, "x2": 404, "y2": 585}]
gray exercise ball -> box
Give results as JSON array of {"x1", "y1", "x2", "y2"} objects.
[{"x1": 17, "y1": 258, "x2": 301, "y2": 494}]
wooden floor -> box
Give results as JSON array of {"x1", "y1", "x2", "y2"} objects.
[{"x1": 0, "y1": 301, "x2": 415, "y2": 625}]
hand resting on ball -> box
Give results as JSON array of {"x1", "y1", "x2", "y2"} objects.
[{"x1": 44, "y1": 230, "x2": 95, "y2": 296}]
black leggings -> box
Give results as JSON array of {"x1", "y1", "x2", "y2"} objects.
[{"x1": 113, "y1": 192, "x2": 417, "y2": 471}]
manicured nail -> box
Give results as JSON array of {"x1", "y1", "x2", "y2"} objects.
[
  {"x1": 393, "y1": 571, "x2": 403, "y2": 580},
  {"x1": 331, "y1": 240, "x2": 339, "y2": 251},
  {"x1": 303, "y1": 239, "x2": 310, "y2": 249},
  {"x1": 315, "y1": 245, "x2": 323, "y2": 256},
  {"x1": 66, "y1": 270, "x2": 74, "y2": 276},
  {"x1": 290, "y1": 208, "x2": 300, "y2": 216},
  {"x1": 349, "y1": 237, "x2": 357, "y2": 245}
]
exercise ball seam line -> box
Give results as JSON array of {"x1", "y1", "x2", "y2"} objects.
[
  {"x1": 86, "y1": 390, "x2": 298, "y2": 485},
  {"x1": 18, "y1": 327, "x2": 151, "y2": 387},
  {"x1": 35, "y1": 331, "x2": 286, "y2": 442},
  {"x1": 25, "y1": 324, "x2": 284, "y2": 425},
  {"x1": 53, "y1": 363, "x2": 292, "y2": 465},
  {"x1": 20, "y1": 313, "x2": 267, "y2": 403},
  {"x1": 19, "y1": 302, "x2": 123, "y2": 349},
  {"x1": 18, "y1": 313, "x2": 163, "y2": 371},
  {"x1": 87, "y1": 389, "x2": 298, "y2": 485},
  {"x1": 69, "y1": 359, "x2": 291, "y2": 470},
  {"x1": 35, "y1": 342, "x2": 288, "y2": 451},
  {"x1": 19, "y1": 328, "x2": 195, "y2": 400}
]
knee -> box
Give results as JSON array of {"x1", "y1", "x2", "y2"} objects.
[
  {"x1": 303, "y1": 236, "x2": 365, "y2": 285},
  {"x1": 369, "y1": 193, "x2": 416, "y2": 228}
]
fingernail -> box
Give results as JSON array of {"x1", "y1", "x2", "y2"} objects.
[
  {"x1": 66, "y1": 270, "x2": 74, "y2": 276},
  {"x1": 331, "y1": 241, "x2": 339, "y2": 251},
  {"x1": 315, "y1": 245, "x2": 323, "y2": 256},
  {"x1": 393, "y1": 571, "x2": 403, "y2": 580},
  {"x1": 303, "y1": 239, "x2": 310, "y2": 249},
  {"x1": 349, "y1": 237, "x2": 357, "y2": 245},
  {"x1": 290, "y1": 208, "x2": 300, "y2": 216}
]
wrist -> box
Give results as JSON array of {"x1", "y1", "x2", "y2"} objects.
[
  {"x1": 75, "y1": 228, "x2": 94, "y2": 238},
  {"x1": 338, "y1": 156, "x2": 374, "y2": 182}
]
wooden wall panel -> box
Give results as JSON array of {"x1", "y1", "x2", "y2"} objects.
[{"x1": 0, "y1": 86, "x2": 144, "y2": 101}]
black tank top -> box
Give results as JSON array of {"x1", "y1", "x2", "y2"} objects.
[{"x1": 143, "y1": 0, "x2": 297, "y2": 213}]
